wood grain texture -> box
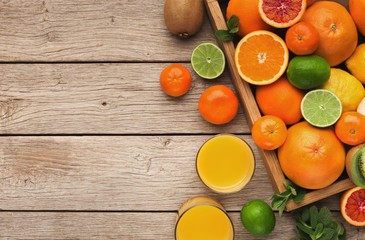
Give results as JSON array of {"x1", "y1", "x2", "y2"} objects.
[
  {"x1": 0, "y1": 0, "x2": 216, "y2": 62},
  {"x1": 0, "y1": 63, "x2": 248, "y2": 134},
  {"x1": 0, "y1": 211, "x2": 362, "y2": 240},
  {"x1": 0, "y1": 135, "x2": 347, "y2": 211}
]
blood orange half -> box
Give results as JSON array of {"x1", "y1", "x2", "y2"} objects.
[
  {"x1": 259, "y1": 0, "x2": 306, "y2": 28},
  {"x1": 340, "y1": 187, "x2": 365, "y2": 226}
]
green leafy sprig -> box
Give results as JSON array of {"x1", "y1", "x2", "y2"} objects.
[
  {"x1": 215, "y1": 15, "x2": 239, "y2": 41},
  {"x1": 270, "y1": 179, "x2": 306, "y2": 216},
  {"x1": 291, "y1": 206, "x2": 346, "y2": 240}
]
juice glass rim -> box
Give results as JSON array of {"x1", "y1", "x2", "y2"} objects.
[
  {"x1": 174, "y1": 197, "x2": 235, "y2": 240},
  {"x1": 195, "y1": 133, "x2": 256, "y2": 194}
]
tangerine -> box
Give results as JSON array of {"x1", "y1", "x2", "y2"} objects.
[
  {"x1": 160, "y1": 64, "x2": 191, "y2": 97},
  {"x1": 285, "y1": 22, "x2": 319, "y2": 55},
  {"x1": 278, "y1": 121, "x2": 345, "y2": 189},
  {"x1": 302, "y1": 1, "x2": 358, "y2": 66},
  {"x1": 255, "y1": 76, "x2": 305, "y2": 125},
  {"x1": 252, "y1": 115, "x2": 287, "y2": 150},
  {"x1": 335, "y1": 112, "x2": 365, "y2": 146}
]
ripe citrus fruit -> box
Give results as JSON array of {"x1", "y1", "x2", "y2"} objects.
[
  {"x1": 321, "y1": 68, "x2": 365, "y2": 112},
  {"x1": 258, "y1": 0, "x2": 306, "y2": 28},
  {"x1": 335, "y1": 112, "x2": 365, "y2": 146},
  {"x1": 358, "y1": 97, "x2": 365, "y2": 116},
  {"x1": 226, "y1": 0, "x2": 273, "y2": 37},
  {"x1": 301, "y1": 89, "x2": 342, "y2": 128},
  {"x1": 198, "y1": 85, "x2": 239, "y2": 125},
  {"x1": 160, "y1": 64, "x2": 191, "y2": 97},
  {"x1": 191, "y1": 43, "x2": 225, "y2": 79},
  {"x1": 252, "y1": 115, "x2": 287, "y2": 150},
  {"x1": 346, "y1": 43, "x2": 365, "y2": 84},
  {"x1": 235, "y1": 30, "x2": 288, "y2": 85},
  {"x1": 302, "y1": 1, "x2": 358, "y2": 66},
  {"x1": 306, "y1": 0, "x2": 315, "y2": 7},
  {"x1": 340, "y1": 187, "x2": 365, "y2": 226},
  {"x1": 285, "y1": 22, "x2": 319, "y2": 55},
  {"x1": 349, "y1": 0, "x2": 365, "y2": 36},
  {"x1": 240, "y1": 200, "x2": 276, "y2": 237},
  {"x1": 287, "y1": 55, "x2": 330, "y2": 90},
  {"x1": 255, "y1": 77, "x2": 305, "y2": 125},
  {"x1": 278, "y1": 121, "x2": 346, "y2": 190}
]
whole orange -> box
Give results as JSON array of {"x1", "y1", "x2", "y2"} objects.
[
  {"x1": 160, "y1": 64, "x2": 191, "y2": 97},
  {"x1": 278, "y1": 121, "x2": 345, "y2": 190},
  {"x1": 255, "y1": 76, "x2": 305, "y2": 125},
  {"x1": 306, "y1": 0, "x2": 315, "y2": 7},
  {"x1": 301, "y1": 1, "x2": 358, "y2": 66},
  {"x1": 285, "y1": 21, "x2": 320, "y2": 55},
  {"x1": 226, "y1": 0, "x2": 272, "y2": 37},
  {"x1": 349, "y1": 0, "x2": 365, "y2": 36},
  {"x1": 335, "y1": 112, "x2": 365, "y2": 146},
  {"x1": 199, "y1": 85, "x2": 239, "y2": 125},
  {"x1": 252, "y1": 115, "x2": 287, "y2": 150}
]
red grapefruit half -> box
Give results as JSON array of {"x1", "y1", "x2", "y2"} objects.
[
  {"x1": 259, "y1": 0, "x2": 306, "y2": 28},
  {"x1": 341, "y1": 187, "x2": 365, "y2": 226}
]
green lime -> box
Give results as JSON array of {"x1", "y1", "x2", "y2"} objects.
[
  {"x1": 240, "y1": 199, "x2": 276, "y2": 237},
  {"x1": 301, "y1": 89, "x2": 342, "y2": 128},
  {"x1": 191, "y1": 42, "x2": 225, "y2": 79},
  {"x1": 287, "y1": 55, "x2": 330, "y2": 90}
]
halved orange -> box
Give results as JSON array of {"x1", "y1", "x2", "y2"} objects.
[
  {"x1": 259, "y1": 0, "x2": 306, "y2": 28},
  {"x1": 234, "y1": 30, "x2": 288, "y2": 85},
  {"x1": 340, "y1": 187, "x2": 365, "y2": 226}
]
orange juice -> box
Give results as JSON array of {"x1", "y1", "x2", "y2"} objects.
[
  {"x1": 196, "y1": 134, "x2": 255, "y2": 193},
  {"x1": 175, "y1": 196, "x2": 234, "y2": 240}
]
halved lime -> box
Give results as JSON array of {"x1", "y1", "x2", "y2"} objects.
[
  {"x1": 301, "y1": 89, "x2": 342, "y2": 128},
  {"x1": 191, "y1": 42, "x2": 225, "y2": 79}
]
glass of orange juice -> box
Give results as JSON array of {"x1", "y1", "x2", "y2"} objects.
[
  {"x1": 175, "y1": 196, "x2": 234, "y2": 240},
  {"x1": 196, "y1": 134, "x2": 255, "y2": 193}
]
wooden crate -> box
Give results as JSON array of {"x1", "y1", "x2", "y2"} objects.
[{"x1": 204, "y1": 0, "x2": 357, "y2": 211}]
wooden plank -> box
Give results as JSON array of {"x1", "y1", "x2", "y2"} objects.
[
  {"x1": 0, "y1": 63, "x2": 248, "y2": 134},
  {"x1": 0, "y1": 212, "x2": 362, "y2": 239},
  {"x1": 0, "y1": 135, "x2": 346, "y2": 211},
  {"x1": 0, "y1": 0, "x2": 215, "y2": 62}
]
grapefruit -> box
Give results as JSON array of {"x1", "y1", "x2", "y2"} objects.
[
  {"x1": 278, "y1": 121, "x2": 345, "y2": 190},
  {"x1": 341, "y1": 187, "x2": 365, "y2": 226},
  {"x1": 258, "y1": 0, "x2": 306, "y2": 28},
  {"x1": 301, "y1": 1, "x2": 358, "y2": 66}
]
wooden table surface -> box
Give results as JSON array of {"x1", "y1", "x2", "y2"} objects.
[{"x1": 0, "y1": 0, "x2": 363, "y2": 239}]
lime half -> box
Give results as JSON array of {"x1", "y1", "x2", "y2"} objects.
[
  {"x1": 191, "y1": 42, "x2": 225, "y2": 79},
  {"x1": 301, "y1": 89, "x2": 342, "y2": 128}
]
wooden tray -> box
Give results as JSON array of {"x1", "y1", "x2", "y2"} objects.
[{"x1": 203, "y1": 0, "x2": 356, "y2": 211}]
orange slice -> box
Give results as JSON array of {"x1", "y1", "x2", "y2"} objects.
[
  {"x1": 259, "y1": 0, "x2": 306, "y2": 28},
  {"x1": 234, "y1": 30, "x2": 289, "y2": 85},
  {"x1": 340, "y1": 187, "x2": 365, "y2": 226}
]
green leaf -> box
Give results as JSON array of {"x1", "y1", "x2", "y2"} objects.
[
  {"x1": 229, "y1": 26, "x2": 239, "y2": 34},
  {"x1": 288, "y1": 185, "x2": 298, "y2": 196},
  {"x1": 227, "y1": 14, "x2": 239, "y2": 29},
  {"x1": 215, "y1": 30, "x2": 233, "y2": 41},
  {"x1": 294, "y1": 188, "x2": 306, "y2": 203},
  {"x1": 314, "y1": 223, "x2": 324, "y2": 239},
  {"x1": 310, "y1": 206, "x2": 319, "y2": 228},
  {"x1": 318, "y1": 228, "x2": 335, "y2": 240},
  {"x1": 318, "y1": 207, "x2": 332, "y2": 227},
  {"x1": 302, "y1": 208, "x2": 310, "y2": 222},
  {"x1": 283, "y1": 179, "x2": 295, "y2": 189},
  {"x1": 296, "y1": 221, "x2": 315, "y2": 236}
]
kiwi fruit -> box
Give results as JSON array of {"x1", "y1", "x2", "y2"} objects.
[
  {"x1": 164, "y1": 0, "x2": 204, "y2": 38},
  {"x1": 345, "y1": 143, "x2": 365, "y2": 187}
]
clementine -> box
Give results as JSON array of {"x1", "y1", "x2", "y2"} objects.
[
  {"x1": 252, "y1": 115, "x2": 287, "y2": 150},
  {"x1": 335, "y1": 112, "x2": 365, "y2": 146},
  {"x1": 285, "y1": 22, "x2": 319, "y2": 55},
  {"x1": 278, "y1": 121, "x2": 346, "y2": 190},
  {"x1": 255, "y1": 76, "x2": 305, "y2": 125},
  {"x1": 349, "y1": 0, "x2": 365, "y2": 36},
  {"x1": 226, "y1": 0, "x2": 273, "y2": 37},
  {"x1": 301, "y1": 1, "x2": 358, "y2": 66}
]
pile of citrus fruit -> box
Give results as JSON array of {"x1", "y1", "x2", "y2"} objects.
[{"x1": 227, "y1": 0, "x2": 365, "y2": 229}]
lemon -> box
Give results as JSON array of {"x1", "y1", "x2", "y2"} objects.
[
  {"x1": 346, "y1": 43, "x2": 365, "y2": 84},
  {"x1": 321, "y1": 68, "x2": 365, "y2": 112}
]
